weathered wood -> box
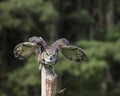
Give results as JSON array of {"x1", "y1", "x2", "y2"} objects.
[{"x1": 41, "y1": 65, "x2": 61, "y2": 96}]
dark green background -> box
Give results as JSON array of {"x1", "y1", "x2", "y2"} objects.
[{"x1": 0, "y1": 0, "x2": 120, "y2": 96}]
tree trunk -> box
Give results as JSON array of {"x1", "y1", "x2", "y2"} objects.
[
  {"x1": 106, "y1": 0, "x2": 114, "y2": 32},
  {"x1": 49, "y1": 20, "x2": 58, "y2": 42},
  {"x1": 101, "y1": 65, "x2": 113, "y2": 96},
  {"x1": 41, "y1": 65, "x2": 61, "y2": 96},
  {"x1": 77, "y1": 0, "x2": 81, "y2": 10}
]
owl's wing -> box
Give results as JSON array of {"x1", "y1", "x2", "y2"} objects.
[
  {"x1": 14, "y1": 42, "x2": 40, "y2": 60},
  {"x1": 60, "y1": 45, "x2": 86, "y2": 63}
]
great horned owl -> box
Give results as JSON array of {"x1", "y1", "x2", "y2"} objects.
[{"x1": 14, "y1": 36, "x2": 86, "y2": 68}]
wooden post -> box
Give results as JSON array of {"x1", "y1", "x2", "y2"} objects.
[{"x1": 41, "y1": 65, "x2": 62, "y2": 96}]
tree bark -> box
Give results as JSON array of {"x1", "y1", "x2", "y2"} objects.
[
  {"x1": 106, "y1": 0, "x2": 114, "y2": 32},
  {"x1": 49, "y1": 20, "x2": 58, "y2": 42},
  {"x1": 41, "y1": 65, "x2": 61, "y2": 96}
]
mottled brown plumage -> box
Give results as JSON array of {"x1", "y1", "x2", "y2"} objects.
[{"x1": 14, "y1": 36, "x2": 86, "y2": 68}]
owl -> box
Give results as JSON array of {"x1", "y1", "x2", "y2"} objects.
[{"x1": 14, "y1": 36, "x2": 86, "y2": 69}]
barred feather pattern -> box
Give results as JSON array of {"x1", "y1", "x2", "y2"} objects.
[{"x1": 14, "y1": 37, "x2": 86, "y2": 66}]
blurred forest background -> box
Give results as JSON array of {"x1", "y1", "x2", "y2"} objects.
[{"x1": 0, "y1": 0, "x2": 120, "y2": 96}]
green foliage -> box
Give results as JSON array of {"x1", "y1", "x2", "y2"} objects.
[
  {"x1": 107, "y1": 24, "x2": 120, "y2": 41},
  {"x1": 68, "y1": 10, "x2": 93, "y2": 24},
  {"x1": 56, "y1": 40, "x2": 108, "y2": 77},
  {"x1": 8, "y1": 56, "x2": 40, "y2": 85},
  {"x1": 0, "y1": 0, "x2": 58, "y2": 29},
  {"x1": 40, "y1": 2, "x2": 58, "y2": 21}
]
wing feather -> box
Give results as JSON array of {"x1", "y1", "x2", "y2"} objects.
[
  {"x1": 60, "y1": 46, "x2": 86, "y2": 63},
  {"x1": 14, "y1": 42, "x2": 39, "y2": 60}
]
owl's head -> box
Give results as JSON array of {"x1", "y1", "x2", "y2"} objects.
[{"x1": 41, "y1": 48, "x2": 58, "y2": 65}]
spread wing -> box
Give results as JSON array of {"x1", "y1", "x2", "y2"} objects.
[
  {"x1": 60, "y1": 46, "x2": 86, "y2": 63},
  {"x1": 14, "y1": 42, "x2": 40, "y2": 60}
]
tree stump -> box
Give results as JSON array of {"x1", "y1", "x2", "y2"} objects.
[{"x1": 41, "y1": 65, "x2": 61, "y2": 96}]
